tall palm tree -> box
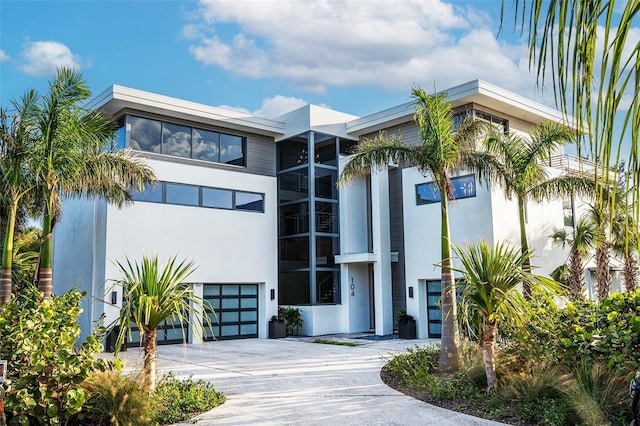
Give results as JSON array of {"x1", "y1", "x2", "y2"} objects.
[
  {"x1": 612, "y1": 202, "x2": 639, "y2": 293},
  {"x1": 0, "y1": 90, "x2": 39, "y2": 305},
  {"x1": 468, "y1": 121, "x2": 595, "y2": 297},
  {"x1": 586, "y1": 203, "x2": 613, "y2": 300},
  {"x1": 551, "y1": 218, "x2": 599, "y2": 300},
  {"x1": 32, "y1": 68, "x2": 156, "y2": 299},
  {"x1": 339, "y1": 86, "x2": 488, "y2": 370},
  {"x1": 453, "y1": 240, "x2": 561, "y2": 390},
  {"x1": 110, "y1": 255, "x2": 213, "y2": 392},
  {"x1": 501, "y1": 0, "x2": 639, "y2": 234}
]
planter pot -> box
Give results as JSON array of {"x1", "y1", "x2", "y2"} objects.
[
  {"x1": 269, "y1": 320, "x2": 286, "y2": 339},
  {"x1": 398, "y1": 320, "x2": 417, "y2": 339}
]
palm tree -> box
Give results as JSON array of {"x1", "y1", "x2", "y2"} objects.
[
  {"x1": 612, "y1": 203, "x2": 639, "y2": 293},
  {"x1": 339, "y1": 86, "x2": 488, "y2": 370},
  {"x1": 469, "y1": 121, "x2": 595, "y2": 297},
  {"x1": 586, "y1": 203, "x2": 613, "y2": 300},
  {"x1": 32, "y1": 68, "x2": 156, "y2": 299},
  {"x1": 110, "y1": 255, "x2": 214, "y2": 392},
  {"x1": 453, "y1": 240, "x2": 561, "y2": 390},
  {"x1": 551, "y1": 218, "x2": 599, "y2": 300},
  {"x1": 501, "y1": 1, "x2": 639, "y2": 233},
  {"x1": 0, "y1": 90, "x2": 39, "y2": 305}
]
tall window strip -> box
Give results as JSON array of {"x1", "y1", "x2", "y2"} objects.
[{"x1": 132, "y1": 181, "x2": 265, "y2": 213}]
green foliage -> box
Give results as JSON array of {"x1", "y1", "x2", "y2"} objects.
[
  {"x1": 312, "y1": 339, "x2": 359, "y2": 347},
  {"x1": 0, "y1": 287, "x2": 111, "y2": 425},
  {"x1": 278, "y1": 306, "x2": 303, "y2": 336},
  {"x1": 386, "y1": 345, "x2": 439, "y2": 389},
  {"x1": 80, "y1": 370, "x2": 151, "y2": 426},
  {"x1": 151, "y1": 373, "x2": 225, "y2": 425}
]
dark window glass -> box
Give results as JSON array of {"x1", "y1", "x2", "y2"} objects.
[
  {"x1": 279, "y1": 237, "x2": 309, "y2": 270},
  {"x1": 279, "y1": 202, "x2": 309, "y2": 236},
  {"x1": 416, "y1": 175, "x2": 476, "y2": 205},
  {"x1": 132, "y1": 182, "x2": 163, "y2": 203},
  {"x1": 192, "y1": 128, "x2": 220, "y2": 162},
  {"x1": 315, "y1": 167, "x2": 337, "y2": 200},
  {"x1": 165, "y1": 183, "x2": 199, "y2": 206},
  {"x1": 128, "y1": 116, "x2": 161, "y2": 153},
  {"x1": 278, "y1": 271, "x2": 310, "y2": 305},
  {"x1": 316, "y1": 270, "x2": 340, "y2": 304},
  {"x1": 162, "y1": 123, "x2": 192, "y2": 158},
  {"x1": 202, "y1": 188, "x2": 232, "y2": 209},
  {"x1": 220, "y1": 134, "x2": 244, "y2": 166},
  {"x1": 115, "y1": 118, "x2": 125, "y2": 149},
  {"x1": 563, "y1": 198, "x2": 574, "y2": 227},
  {"x1": 339, "y1": 139, "x2": 358, "y2": 155},
  {"x1": 235, "y1": 192, "x2": 264, "y2": 212},
  {"x1": 315, "y1": 135, "x2": 337, "y2": 166},
  {"x1": 316, "y1": 236, "x2": 338, "y2": 267},
  {"x1": 279, "y1": 136, "x2": 309, "y2": 170},
  {"x1": 279, "y1": 169, "x2": 308, "y2": 203},
  {"x1": 316, "y1": 202, "x2": 337, "y2": 234}
]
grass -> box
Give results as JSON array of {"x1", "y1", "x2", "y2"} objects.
[{"x1": 312, "y1": 338, "x2": 360, "y2": 347}]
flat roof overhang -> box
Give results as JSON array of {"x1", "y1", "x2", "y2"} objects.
[{"x1": 89, "y1": 85, "x2": 287, "y2": 138}]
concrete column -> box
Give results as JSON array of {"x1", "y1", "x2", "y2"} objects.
[{"x1": 370, "y1": 168, "x2": 393, "y2": 335}]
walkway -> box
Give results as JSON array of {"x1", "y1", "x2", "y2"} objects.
[{"x1": 119, "y1": 336, "x2": 505, "y2": 425}]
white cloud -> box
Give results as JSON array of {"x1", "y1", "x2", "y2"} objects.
[
  {"x1": 218, "y1": 94, "x2": 309, "y2": 118},
  {"x1": 19, "y1": 40, "x2": 88, "y2": 76},
  {"x1": 185, "y1": 0, "x2": 538, "y2": 96},
  {"x1": 0, "y1": 50, "x2": 9, "y2": 62}
]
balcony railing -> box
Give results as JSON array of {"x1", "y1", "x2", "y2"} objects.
[{"x1": 549, "y1": 154, "x2": 604, "y2": 178}]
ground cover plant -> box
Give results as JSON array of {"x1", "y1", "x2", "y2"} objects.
[{"x1": 312, "y1": 339, "x2": 360, "y2": 347}]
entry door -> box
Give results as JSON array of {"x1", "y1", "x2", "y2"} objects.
[
  {"x1": 426, "y1": 281, "x2": 442, "y2": 338},
  {"x1": 203, "y1": 284, "x2": 259, "y2": 340}
]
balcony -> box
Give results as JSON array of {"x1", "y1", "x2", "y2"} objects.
[{"x1": 549, "y1": 154, "x2": 614, "y2": 180}]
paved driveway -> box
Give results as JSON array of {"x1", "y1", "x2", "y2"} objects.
[{"x1": 119, "y1": 336, "x2": 504, "y2": 425}]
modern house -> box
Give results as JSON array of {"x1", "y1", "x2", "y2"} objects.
[{"x1": 53, "y1": 80, "x2": 619, "y2": 343}]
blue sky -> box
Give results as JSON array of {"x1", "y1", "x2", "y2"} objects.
[{"x1": 0, "y1": 0, "x2": 549, "y2": 119}]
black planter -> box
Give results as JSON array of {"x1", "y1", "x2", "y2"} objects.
[
  {"x1": 269, "y1": 320, "x2": 286, "y2": 339},
  {"x1": 398, "y1": 320, "x2": 417, "y2": 339}
]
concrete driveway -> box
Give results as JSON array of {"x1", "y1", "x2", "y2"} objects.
[{"x1": 119, "y1": 336, "x2": 504, "y2": 425}]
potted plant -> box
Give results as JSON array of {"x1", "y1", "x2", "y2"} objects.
[
  {"x1": 269, "y1": 314, "x2": 286, "y2": 339},
  {"x1": 397, "y1": 309, "x2": 416, "y2": 339},
  {"x1": 279, "y1": 307, "x2": 303, "y2": 336}
]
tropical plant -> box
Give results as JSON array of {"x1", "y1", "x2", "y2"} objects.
[
  {"x1": 501, "y1": 0, "x2": 639, "y2": 238},
  {"x1": 31, "y1": 68, "x2": 155, "y2": 300},
  {"x1": 585, "y1": 203, "x2": 615, "y2": 300},
  {"x1": 110, "y1": 255, "x2": 213, "y2": 392},
  {"x1": 551, "y1": 217, "x2": 599, "y2": 300},
  {"x1": 339, "y1": 86, "x2": 488, "y2": 370},
  {"x1": 278, "y1": 306, "x2": 303, "y2": 336},
  {"x1": 452, "y1": 239, "x2": 563, "y2": 390},
  {"x1": 468, "y1": 121, "x2": 594, "y2": 296},
  {"x1": 612, "y1": 198, "x2": 639, "y2": 292},
  {"x1": 0, "y1": 91, "x2": 39, "y2": 305}
]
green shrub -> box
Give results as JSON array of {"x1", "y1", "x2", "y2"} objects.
[
  {"x1": 500, "y1": 364, "x2": 568, "y2": 404},
  {"x1": 151, "y1": 373, "x2": 225, "y2": 424},
  {"x1": 386, "y1": 345, "x2": 439, "y2": 389},
  {"x1": 520, "y1": 398, "x2": 575, "y2": 425},
  {"x1": 278, "y1": 306, "x2": 303, "y2": 336},
  {"x1": 80, "y1": 370, "x2": 151, "y2": 425},
  {"x1": 0, "y1": 287, "x2": 111, "y2": 425}
]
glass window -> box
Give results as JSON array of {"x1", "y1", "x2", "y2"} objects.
[
  {"x1": 315, "y1": 167, "x2": 337, "y2": 200},
  {"x1": 279, "y1": 169, "x2": 308, "y2": 203},
  {"x1": 162, "y1": 123, "x2": 192, "y2": 158},
  {"x1": 278, "y1": 271, "x2": 310, "y2": 305},
  {"x1": 165, "y1": 183, "x2": 199, "y2": 206},
  {"x1": 316, "y1": 202, "x2": 338, "y2": 234},
  {"x1": 128, "y1": 116, "x2": 161, "y2": 153},
  {"x1": 279, "y1": 202, "x2": 309, "y2": 236},
  {"x1": 563, "y1": 197, "x2": 574, "y2": 227},
  {"x1": 279, "y1": 237, "x2": 309, "y2": 270},
  {"x1": 279, "y1": 136, "x2": 309, "y2": 170},
  {"x1": 315, "y1": 135, "x2": 337, "y2": 166},
  {"x1": 220, "y1": 134, "x2": 244, "y2": 166},
  {"x1": 416, "y1": 175, "x2": 476, "y2": 205},
  {"x1": 339, "y1": 139, "x2": 358, "y2": 155},
  {"x1": 316, "y1": 236, "x2": 338, "y2": 267},
  {"x1": 114, "y1": 117, "x2": 125, "y2": 149},
  {"x1": 132, "y1": 182, "x2": 163, "y2": 203},
  {"x1": 235, "y1": 192, "x2": 264, "y2": 212},
  {"x1": 202, "y1": 188, "x2": 232, "y2": 209},
  {"x1": 192, "y1": 128, "x2": 220, "y2": 162},
  {"x1": 316, "y1": 270, "x2": 340, "y2": 304}
]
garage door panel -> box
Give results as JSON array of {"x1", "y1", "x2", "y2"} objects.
[{"x1": 204, "y1": 283, "x2": 258, "y2": 340}]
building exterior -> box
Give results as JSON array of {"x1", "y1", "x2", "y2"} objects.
[{"x1": 53, "y1": 80, "x2": 616, "y2": 344}]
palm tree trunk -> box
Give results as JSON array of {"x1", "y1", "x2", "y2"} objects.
[
  {"x1": 568, "y1": 248, "x2": 585, "y2": 300},
  {"x1": 517, "y1": 196, "x2": 531, "y2": 298},
  {"x1": 37, "y1": 203, "x2": 54, "y2": 300},
  {"x1": 0, "y1": 202, "x2": 17, "y2": 305},
  {"x1": 439, "y1": 194, "x2": 460, "y2": 371},
  {"x1": 482, "y1": 320, "x2": 498, "y2": 390},
  {"x1": 624, "y1": 254, "x2": 637, "y2": 292},
  {"x1": 595, "y1": 245, "x2": 611, "y2": 300},
  {"x1": 143, "y1": 328, "x2": 158, "y2": 393}
]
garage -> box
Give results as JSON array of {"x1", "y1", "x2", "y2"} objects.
[{"x1": 203, "y1": 284, "x2": 259, "y2": 340}]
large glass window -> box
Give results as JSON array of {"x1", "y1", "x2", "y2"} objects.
[
  {"x1": 202, "y1": 188, "x2": 232, "y2": 209},
  {"x1": 165, "y1": 183, "x2": 199, "y2": 206},
  {"x1": 416, "y1": 174, "x2": 476, "y2": 205},
  {"x1": 279, "y1": 137, "x2": 309, "y2": 170},
  {"x1": 279, "y1": 169, "x2": 309, "y2": 203},
  {"x1": 315, "y1": 168, "x2": 337, "y2": 199},
  {"x1": 316, "y1": 202, "x2": 338, "y2": 234},
  {"x1": 220, "y1": 134, "x2": 244, "y2": 166},
  {"x1": 235, "y1": 191, "x2": 264, "y2": 212},
  {"x1": 192, "y1": 128, "x2": 220, "y2": 162},
  {"x1": 279, "y1": 237, "x2": 309, "y2": 270},
  {"x1": 316, "y1": 270, "x2": 340, "y2": 304},
  {"x1": 162, "y1": 123, "x2": 192, "y2": 158},
  {"x1": 316, "y1": 236, "x2": 338, "y2": 267},
  {"x1": 279, "y1": 202, "x2": 309, "y2": 236},
  {"x1": 279, "y1": 271, "x2": 311, "y2": 305},
  {"x1": 129, "y1": 116, "x2": 161, "y2": 153},
  {"x1": 315, "y1": 135, "x2": 337, "y2": 166},
  {"x1": 132, "y1": 182, "x2": 163, "y2": 203}
]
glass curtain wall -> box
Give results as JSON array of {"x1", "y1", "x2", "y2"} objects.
[{"x1": 278, "y1": 132, "x2": 354, "y2": 305}]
